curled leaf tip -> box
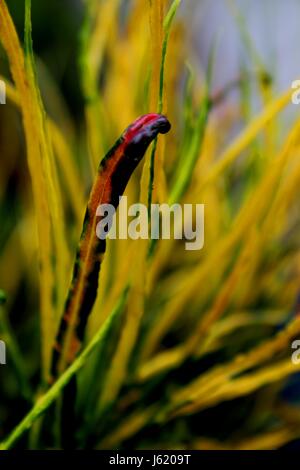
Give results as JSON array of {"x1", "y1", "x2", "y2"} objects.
[{"x1": 124, "y1": 113, "x2": 171, "y2": 142}]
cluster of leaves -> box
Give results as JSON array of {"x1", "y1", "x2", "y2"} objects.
[{"x1": 1, "y1": 0, "x2": 300, "y2": 450}]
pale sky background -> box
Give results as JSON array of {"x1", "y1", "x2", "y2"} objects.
[{"x1": 186, "y1": 0, "x2": 300, "y2": 93}]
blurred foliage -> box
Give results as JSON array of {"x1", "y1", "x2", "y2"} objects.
[{"x1": 1, "y1": 0, "x2": 300, "y2": 450}]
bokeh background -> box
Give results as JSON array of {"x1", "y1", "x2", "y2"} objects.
[{"x1": 1, "y1": 0, "x2": 300, "y2": 450}]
